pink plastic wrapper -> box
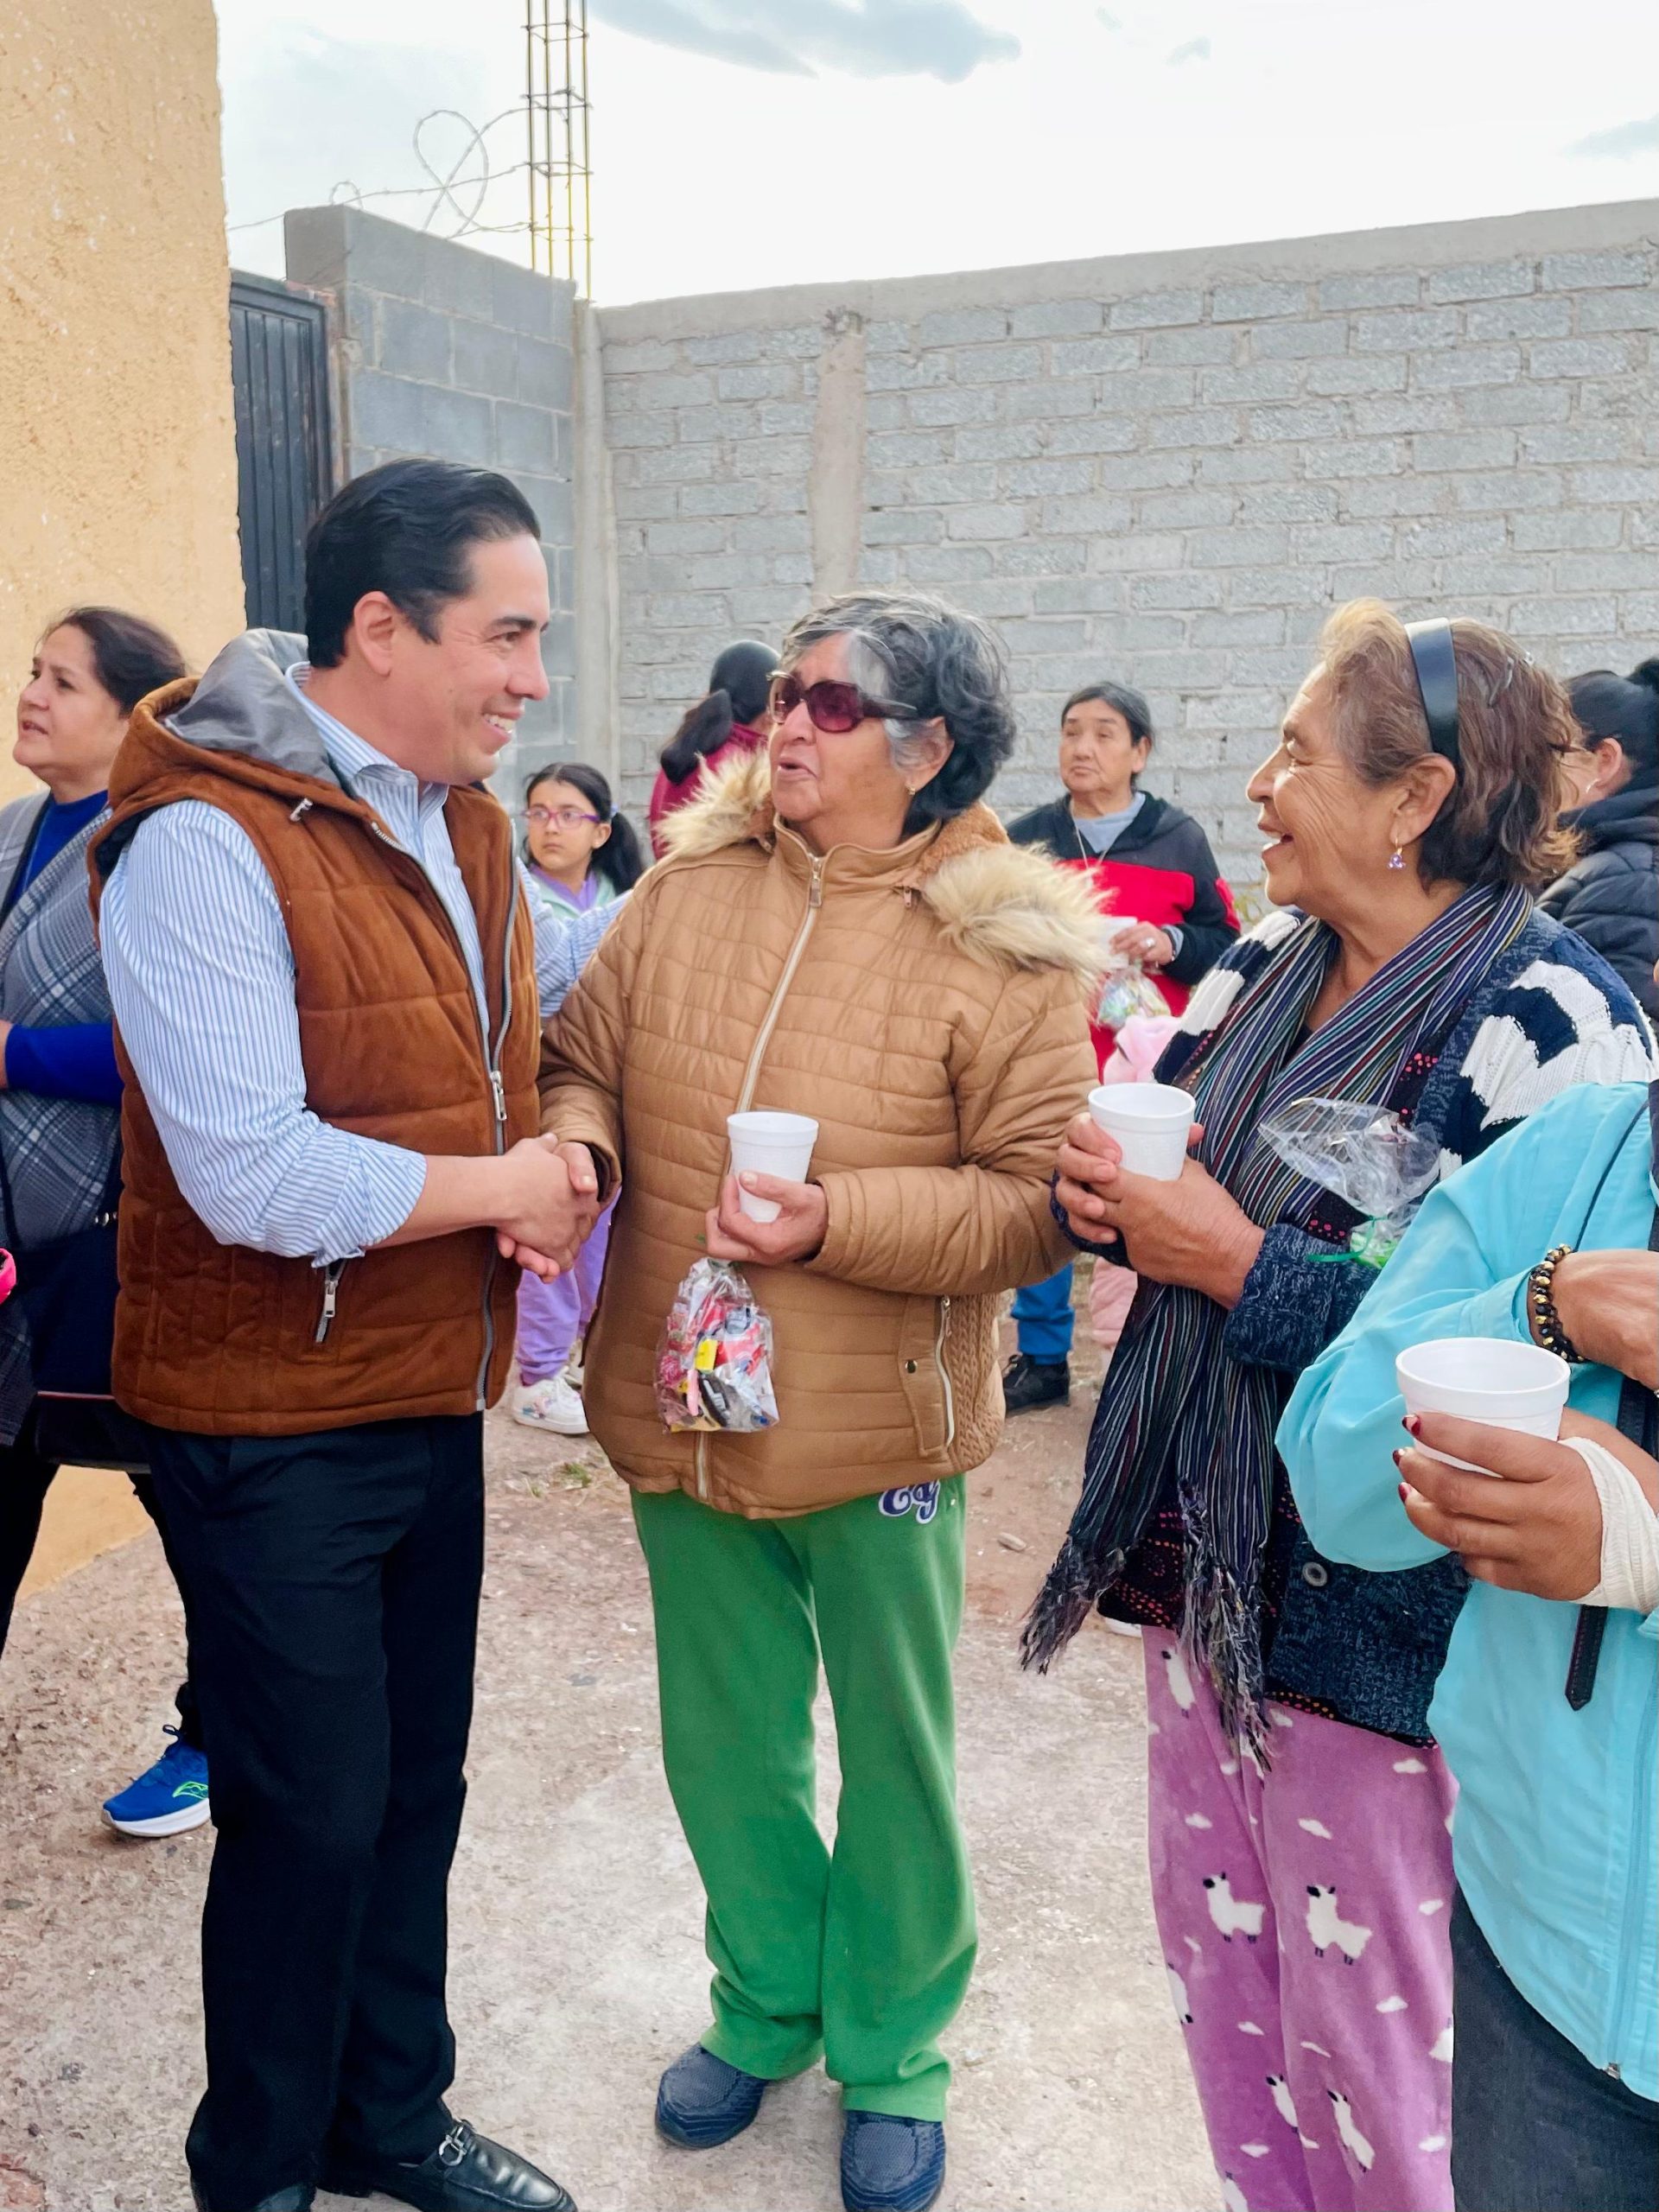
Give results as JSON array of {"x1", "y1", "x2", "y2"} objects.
[
  {"x1": 1096, "y1": 1011, "x2": 1179, "y2": 1086},
  {"x1": 655, "y1": 1258, "x2": 779, "y2": 1433}
]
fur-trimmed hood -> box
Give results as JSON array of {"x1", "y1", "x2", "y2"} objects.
[{"x1": 656, "y1": 743, "x2": 1107, "y2": 988}]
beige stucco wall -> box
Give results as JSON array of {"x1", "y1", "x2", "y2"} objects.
[
  {"x1": 2, "y1": 0, "x2": 244, "y2": 1595},
  {"x1": 0, "y1": 0, "x2": 245, "y2": 806}
]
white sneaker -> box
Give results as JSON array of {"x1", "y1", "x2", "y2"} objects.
[{"x1": 512, "y1": 1374, "x2": 589, "y2": 1436}]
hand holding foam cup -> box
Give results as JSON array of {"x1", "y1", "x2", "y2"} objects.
[
  {"x1": 1087, "y1": 1082, "x2": 1196, "y2": 1182},
  {"x1": 1395, "y1": 1338, "x2": 1571, "y2": 1472},
  {"x1": 727, "y1": 1111, "x2": 819, "y2": 1223}
]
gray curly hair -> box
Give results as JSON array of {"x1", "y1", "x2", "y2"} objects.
[{"x1": 781, "y1": 590, "x2": 1017, "y2": 834}]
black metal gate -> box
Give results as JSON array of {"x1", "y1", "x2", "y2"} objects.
[{"x1": 229, "y1": 272, "x2": 334, "y2": 632}]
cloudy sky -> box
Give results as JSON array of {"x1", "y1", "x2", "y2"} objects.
[{"x1": 218, "y1": 0, "x2": 1659, "y2": 305}]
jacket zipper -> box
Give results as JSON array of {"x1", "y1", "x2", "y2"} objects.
[
  {"x1": 734, "y1": 855, "x2": 824, "y2": 1113},
  {"x1": 472, "y1": 863, "x2": 520, "y2": 1408},
  {"x1": 935, "y1": 1295, "x2": 956, "y2": 1454},
  {"x1": 315, "y1": 1259, "x2": 345, "y2": 1344},
  {"x1": 367, "y1": 821, "x2": 518, "y2": 1408},
  {"x1": 1604, "y1": 1646, "x2": 1657, "y2": 2077},
  {"x1": 697, "y1": 848, "x2": 825, "y2": 1500}
]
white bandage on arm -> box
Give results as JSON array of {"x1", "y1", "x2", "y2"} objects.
[{"x1": 1563, "y1": 1433, "x2": 1659, "y2": 1617}]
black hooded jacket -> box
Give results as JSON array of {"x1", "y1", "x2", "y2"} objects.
[
  {"x1": 1539, "y1": 780, "x2": 1658, "y2": 1020},
  {"x1": 1006, "y1": 791, "x2": 1239, "y2": 993}
]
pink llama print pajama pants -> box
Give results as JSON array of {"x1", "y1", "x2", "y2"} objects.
[{"x1": 1142, "y1": 1634, "x2": 1458, "y2": 2212}]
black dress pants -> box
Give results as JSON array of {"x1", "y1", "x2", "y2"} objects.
[
  {"x1": 0, "y1": 1419, "x2": 202, "y2": 1751},
  {"x1": 146, "y1": 1412, "x2": 485, "y2": 2210}
]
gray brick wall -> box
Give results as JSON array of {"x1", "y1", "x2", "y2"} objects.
[
  {"x1": 284, "y1": 208, "x2": 577, "y2": 800},
  {"x1": 593, "y1": 202, "x2": 1659, "y2": 892}
]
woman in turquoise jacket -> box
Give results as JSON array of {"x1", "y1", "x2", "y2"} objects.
[{"x1": 1279, "y1": 1078, "x2": 1657, "y2": 2211}]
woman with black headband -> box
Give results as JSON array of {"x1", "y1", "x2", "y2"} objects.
[{"x1": 1025, "y1": 600, "x2": 1655, "y2": 2212}]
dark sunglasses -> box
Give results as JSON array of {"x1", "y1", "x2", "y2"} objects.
[{"x1": 768, "y1": 672, "x2": 924, "y2": 735}]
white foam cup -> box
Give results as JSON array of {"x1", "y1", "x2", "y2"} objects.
[
  {"x1": 728, "y1": 1111, "x2": 819, "y2": 1223},
  {"x1": 1087, "y1": 1082, "x2": 1196, "y2": 1181},
  {"x1": 1395, "y1": 1337, "x2": 1571, "y2": 1472}
]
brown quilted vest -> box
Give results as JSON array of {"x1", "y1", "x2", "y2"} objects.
[{"x1": 89, "y1": 680, "x2": 542, "y2": 1435}]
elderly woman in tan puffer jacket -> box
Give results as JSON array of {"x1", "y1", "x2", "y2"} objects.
[{"x1": 542, "y1": 590, "x2": 1098, "y2": 2212}]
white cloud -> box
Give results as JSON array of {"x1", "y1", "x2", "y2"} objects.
[
  {"x1": 588, "y1": 0, "x2": 1019, "y2": 80},
  {"x1": 1567, "y1": 111, "x2": 1659, "y2": 157},
  {"x1": 1166, "y1": 34, "x2": 1211, "y2": 63}
]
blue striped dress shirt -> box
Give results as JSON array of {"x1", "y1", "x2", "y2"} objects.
[{"x1": 99, "y1": 670, "x2": 618, "y2": 1268}]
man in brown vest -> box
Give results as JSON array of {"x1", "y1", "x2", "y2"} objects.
[{"x1": 94, "y1": 462, "x2": 596, "y2": 2212}]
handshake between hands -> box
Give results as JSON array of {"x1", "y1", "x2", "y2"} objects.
[
  {"x1": 490, "y1": 1144, "x2": 830, "y2": 1281},
  {"x1": 486, "y1": 1141, "x2": 830, "y2": 1282},
  {"x1": 494, "y1": 1135, "x2": 605, "y2": 1281}
]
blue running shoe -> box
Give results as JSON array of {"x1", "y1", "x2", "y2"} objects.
[
  {"x1": 840, "y1": 2113, "x2": 946, "y2": 2212},
  {"x1": 655, "y1": 2044, "x2": 769, "y2": 2148},
  {"x1": 103, "y1": 1727, "x2": 211, "y2": 1839}
]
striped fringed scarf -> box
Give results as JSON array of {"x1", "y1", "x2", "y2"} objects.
[{"x1": 1021, "y1": 882, "x2": 1532, "y2": 1751}]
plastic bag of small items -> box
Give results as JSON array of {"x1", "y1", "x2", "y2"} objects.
[
  {"x1": 655, "y1": 1258, "x2": 779, "y2": 1433},
  {"x1": 1096, "y1": 940, "x2": 1172, "y2": 1032},
  {"x1": 1262, "y1": 1096, "x2": 1442, "y2": 1268}
]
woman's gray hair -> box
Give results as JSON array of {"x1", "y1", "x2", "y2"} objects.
[{"x1": 781, "y1": 590, "x2": 1018, "y2": 832}]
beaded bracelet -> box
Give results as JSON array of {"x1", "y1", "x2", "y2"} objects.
[{"x1": 1528, "y1": 1243, "x2": 1585, "y2": 1363}]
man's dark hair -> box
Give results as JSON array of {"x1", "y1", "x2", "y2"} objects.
[{"x1": 304, "y1": 459, "x2": 542, "y2": 668}]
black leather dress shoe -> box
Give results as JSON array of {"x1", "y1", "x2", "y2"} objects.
[
  {"x1": 320, "y1": 2119, "x2": 576, "y2": 2212},
  {"x1": 188, "y1": 2183, "x2": 313, "y2": 2212}
]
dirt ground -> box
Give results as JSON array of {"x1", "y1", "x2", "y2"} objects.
[{"x1": 0, "y1": 1301, "x2": 1216, "y2": 2212}]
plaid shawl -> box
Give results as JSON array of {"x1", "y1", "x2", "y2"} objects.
[
  {"x1": 1022, "y1": 882, "x2": 1532, "y2": 1750},
  {"x1": 0, "y1": 795, "x2": 120, "y2": 1442}
]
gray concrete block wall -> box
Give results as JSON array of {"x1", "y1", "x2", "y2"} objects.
[
  {"x1": 284, "y1": 208, "x2": 578, "y2": 801},
  {"x1": 594, "y1": 201, "x2": 1659, "y2": 892}
]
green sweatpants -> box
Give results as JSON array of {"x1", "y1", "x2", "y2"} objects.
[{"x1": 632, "y1": 1478, "x2": 974, "y2": 2121}]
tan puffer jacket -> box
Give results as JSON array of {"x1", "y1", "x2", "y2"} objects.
[{"x1": 541, "y1": 748, "x2": 1102, "y2": 1517}]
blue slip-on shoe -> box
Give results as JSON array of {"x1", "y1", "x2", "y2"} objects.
[
  {"x1": 103, "y1": 1727, "x2": 211, "y2": 1839},
  {"x1": 840, "y1": 2113, "x2": 946, "y2": 2212},
  {"x1": 654, "y1": 2044, "x2": 769, "y2": 2148}
]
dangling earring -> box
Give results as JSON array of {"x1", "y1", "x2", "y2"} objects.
[{"x1": 1388, "y1": 845, "x2": 1406, "y2": 872}]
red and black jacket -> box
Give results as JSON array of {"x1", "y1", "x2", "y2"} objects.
[{"x1": 1007, "y1": 791, "x2": 1241, "y2": 1022}]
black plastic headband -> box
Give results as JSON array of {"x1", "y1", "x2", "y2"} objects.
[{"x1": 1404, "y1": 619, "x2": 1461, "y2": 765}]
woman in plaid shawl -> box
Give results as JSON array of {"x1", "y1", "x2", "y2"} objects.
[
  {"x1": 0, "y1": 607, "x2": 213, "y2": 1841},
  {"x1": 1024, "y1": 602, "x2": 1656, "y2": 2212}
]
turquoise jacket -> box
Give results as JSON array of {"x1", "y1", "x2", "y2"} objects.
[{"x1": 1279, "y1": 1081, "x2": 1657, "y2": 2101}]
